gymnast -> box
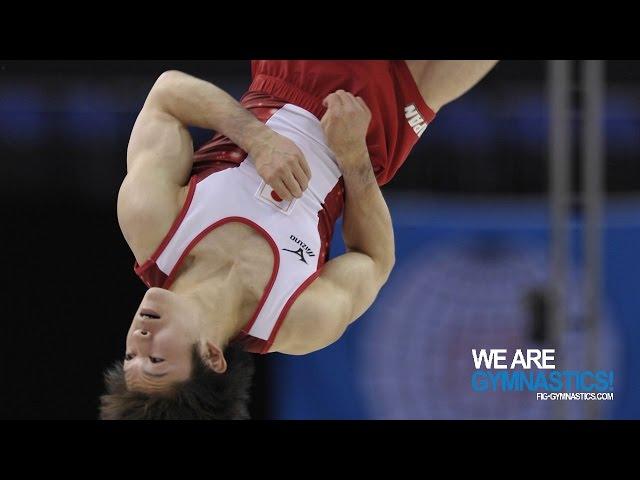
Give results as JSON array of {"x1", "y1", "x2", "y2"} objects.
[{"x1": 100, "y1": 60, "x2": 497, "y2": 419}]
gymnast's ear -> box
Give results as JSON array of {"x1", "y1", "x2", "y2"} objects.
[{"x1": 202, "y1": 341, "x2": 228, "y2": 373}]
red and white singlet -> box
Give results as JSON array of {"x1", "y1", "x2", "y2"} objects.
[{"x1": 134, "y1": 61, "x2": 435, "y2": 353}]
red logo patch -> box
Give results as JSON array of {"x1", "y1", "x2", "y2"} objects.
[{"x1": 271, "y1": 190, "x2": 282, "y2": 202}]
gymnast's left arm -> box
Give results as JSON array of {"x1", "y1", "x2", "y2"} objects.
[{"x1": 127, "y1": 70, "x2": 311, "y2": 200}]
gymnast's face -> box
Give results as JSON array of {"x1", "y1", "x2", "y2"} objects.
[{"x1": 123, "y1": 287, "x2": 199, "y2": 393}]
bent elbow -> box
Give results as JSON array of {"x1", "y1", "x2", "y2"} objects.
[
  {"x1": 154, "y1": 70, "x2": 184, "y2": 89},
  {"x1": 377, "y1": 253, "x2": 395, "y2": 285},
  {"x1": 147, "y1": 70, "x2": 185, "y2": 106},
  {"x1": 388, "y1": 252, "x2": 396, "y2": 273}
]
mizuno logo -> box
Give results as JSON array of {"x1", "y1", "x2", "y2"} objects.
[
  {"x1": 404, "y1": 103, "x2": 428, "y2": 137},
  {"x1": 282, "y1": 235, "x2": 315, "y2": 264}
]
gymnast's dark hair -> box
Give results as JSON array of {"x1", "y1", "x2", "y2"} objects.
[{"x1": 99, "y1": 344, "x2": 254, "y2": 420}]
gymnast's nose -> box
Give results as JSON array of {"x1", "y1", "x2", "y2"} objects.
[{"x1": 133, "y1": 329, "x2": 151, "y2": 339}]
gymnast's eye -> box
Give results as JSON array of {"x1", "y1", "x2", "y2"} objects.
[
  {"x1": 125, "y1": 353, "x2": 134, "y2": 361},
  {"x1": 149, "y1": 357, "x2": 164, "y2": 364}
]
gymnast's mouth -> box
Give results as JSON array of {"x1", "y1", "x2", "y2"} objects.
[{"x1": 139, "y1": 308, "x2": 161, "y2": 319}]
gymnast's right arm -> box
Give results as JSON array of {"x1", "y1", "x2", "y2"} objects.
[{"x1": 272, "y1": 91, "x2": 395, "y2": 355}]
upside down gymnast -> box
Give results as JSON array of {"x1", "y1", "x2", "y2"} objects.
[{"x1": 100, "y1": 60, "x2": 498, "y2": 419}]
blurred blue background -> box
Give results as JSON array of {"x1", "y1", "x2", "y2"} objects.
[
  {"x1": 0, "y1": 60, "x2": 638, "y2": 419},
  {"x1": 271, "y1": 197, "x2": 639, "y2": 419}
]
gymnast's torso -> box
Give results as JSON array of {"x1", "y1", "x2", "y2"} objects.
[{"x1": 128, "y1": 61, "x2": 434, "y2": 353}]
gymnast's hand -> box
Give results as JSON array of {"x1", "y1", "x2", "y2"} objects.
[
  {"x1": 249, "y1": 128, "x2": 311, "y2": 201},
  {"x1": 321, "y1": 90, "x2": 372, "y2": 172}
]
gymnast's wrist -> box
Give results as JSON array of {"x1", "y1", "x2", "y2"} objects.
[
  {"x1": 337, "y1": 145, "x2": 371, "y2": 175},
  {"x1": 342, "y1": 160, "x2": 377, "y2": 194},
  {"x1": 242, "y1": 121, "x2": 275, "y2": 156}
]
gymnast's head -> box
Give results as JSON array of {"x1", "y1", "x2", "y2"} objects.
[{"x1": 99, "y1": 287, "x2": 254, "y2": 419}]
